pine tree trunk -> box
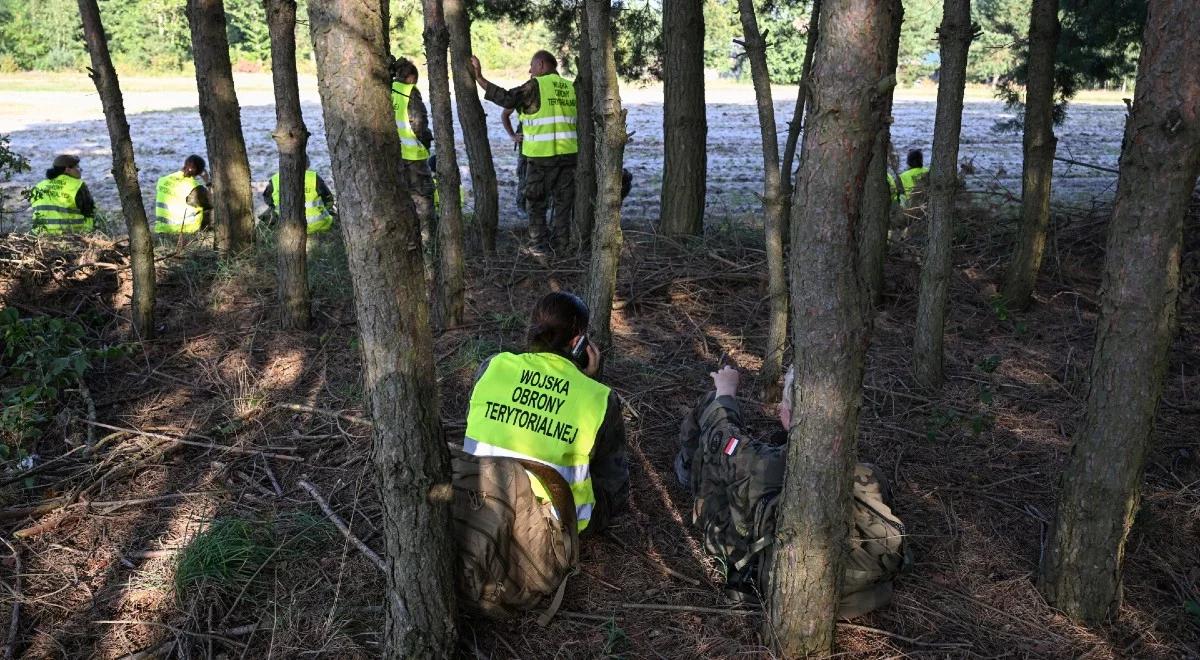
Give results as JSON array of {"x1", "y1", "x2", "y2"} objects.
[
  {"x1": 913, "y1": 0, "x2": 973, "y2": 389},
  {"x1": 77, "y1": 0, "x2": 155, "y2": 340},
  {"x1": 423, "y1": 0, "x2": 466, "y2": 327},
  {"x1": 763, "y1": 0, "x2": 897, "y2": 655},
  {"x1": 857, "y1": 2, "x2": 902, "y2": 305},
  {"x1": 736, "y1": 0, "x2": 786, "y2": 402},
  {"x1": 779, "y1": 0, "x2": 821, "y2": 227},
  {"x1": 658, "y1": 0, "x2": 706, "y2": 236},
  {"x1": 1039, "y1": 0, "x2": 1200, "y2": 625},
  {"x1": 444, "y1": 0, "x2": 499, "y2": 253},
  {"x1": 186, "y1": 0, "x2": 256, "y2": 255},
  {"x1": 265, "y1": 0, "x2": 310, "y2": 331},
  {"x1": 1002, "y1": 0, "x2": 1058, "y2": 308},
  {"x1": 307, "y1": 0, "x2": 457, "y2": 654},
  {"x1": 584, "y1": 0, "x2": 627, "y2": 351},
  {"x1": 573, "y1": 3, "x2": 597, "y2": 255}
]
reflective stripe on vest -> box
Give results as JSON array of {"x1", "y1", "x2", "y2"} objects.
[
  {"x1": 464, "y1": 352, "x2": 610, "y2": 530},
  {"x1": 391, "y1": 82, "x2": 431, "y2": 161},
  {"x1": 519, "y1": 74, "x2": 578, "y2": 158},
  {"x1": 270, "y1": 170, "x2": 333, "y2": 233},
  {"x1": 154, "y1": 171, "x2": 205, "y2": 234},
  {"x1": 31, "y1": 175, "x2": 91, "y2": 234}
]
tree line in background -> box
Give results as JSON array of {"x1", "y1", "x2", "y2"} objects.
[{"x1": 1, "y1": 0, "x2": 1144, "y2": 93}]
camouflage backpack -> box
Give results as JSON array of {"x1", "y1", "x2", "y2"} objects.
[{"x1": 449, "y1": 451, "x2": 579, "y2": 623}]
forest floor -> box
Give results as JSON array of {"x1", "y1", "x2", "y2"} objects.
[{"x1": 0, "y1": 192, "x2": 1197, "y2": 658}]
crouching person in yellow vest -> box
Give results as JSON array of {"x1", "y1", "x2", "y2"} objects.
[
  {"x1": 263, "y1": 160, "x2": 336, "y2": 234},
  {"x1": 390, "y1": 57, "x2": 437, "y2": 277},
  {"x1": 154, "y1": 155, "x2": 212, "y2": 235},
  {"x1": 30, "y1": 154, "x2": 95, "y2": 235},
  {"x1": 465, "y1": 291, "x2": 629, "y2": 534},
  {"x1": 471, "y1": 50, "x2": 577, "y2": 255}
]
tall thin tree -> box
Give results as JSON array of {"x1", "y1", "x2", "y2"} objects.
[
  {"x1": 308, "y1": 0, "x2": 457, "y2": 654},
  {"x1": 1001, "y1": 0, "x2": 1059, "y2": 308},
  {"x1": 764, "y1": 0, "x2": 899, "y2": 654},
  {"x1": 779, "y1": 0, "x2": 821, "y2": 226},
  {"x1": 573, "y1": 3, "x2": 597, "y2": 255},
  {"x1": 1040, "y1": 0, "x2": 1200, "y2": 625},
  {"x1": 585, "y1": 0, "x2": 628, "y2": 351},
  {"x1": 444, "y1": 0, "x2": 500, "y2": 253},
  {"x1": 857, "y1": 1, "x2": 902, "y2": 305},
  {"x1": 913, "y1": 0, "x2": 974, "y2": 388},
  {"x1": 423, "y1": 0, "x2": 466, "y2": 327},
  {"x1": 186, "y1": 0, "x2": 256, "y2": 254},
  {"x1": 658, "y1": 0, "x2": 706, "y2": 236},
  {"x1": 265, "y1": 0, "x2": 310, "y2": 331},
  {"x1": 77, "y1": 0, "x2": 155, "y2": 339},
  {"x1": 736, "y1": 0, "x2": 786, "y2": 401}
]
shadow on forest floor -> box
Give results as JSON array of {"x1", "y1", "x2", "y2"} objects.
[{"x1": 0, "y1": 197, "x2": 1198, "y2": 658}]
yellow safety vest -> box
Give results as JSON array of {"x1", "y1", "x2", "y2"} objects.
[
  {"x1": 30, "y1": 175, "x2": 92, "y2": 234},
  {"x1": 519, "y1": 74, "x2": 578, "y2": 158},
  {"x1": 270, "y1": 170, "x2": 333, "y2": 233},
  {"x1": 391, "y1": 82, "x2": 431, "y2": 161},
  {"x1": 154, "y1": 171, "x2": 205, "y2": 234},
  {"x1": 888, "y1": 166, "x2": 930, "y2": 204},
  {"x1": 464, "y1": 352, "x2": 610, "y2": 531}
]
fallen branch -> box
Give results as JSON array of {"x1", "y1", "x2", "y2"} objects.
[
  {"x1": 280, "y1": 402, "x2": 373, "y2": 427},
  {"x1": 81, "y1": 420, "x2": 302, "y2": 462},
  {"x1": 297, "y1": 479, "x2": 387, "y2": 574},
  {"x1": 837, "y1": 622, "x2": 972, "y2": 649},
  {"x1": 1, "y1": 537, "x2": 20, "y2": 660}
]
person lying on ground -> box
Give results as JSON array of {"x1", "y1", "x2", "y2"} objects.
[
  {"x1": 263, "y1": 155, "x2": 336, "y2": 234},
  {"x1": 154, "y1": 154, "x2": 212, "y2": 235},
  {"x1": 463, "y1": 291, "x2": 629, "y2": 534},
  {"x1": 30, "y1": 154, "x2": 94, "y2": 235},
  {"x1": 676, "y1": 364, "x2": 911, "y2": 617}
]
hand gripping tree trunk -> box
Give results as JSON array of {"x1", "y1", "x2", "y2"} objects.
[
  {"x1": 265, "y1": 0, "x2": 310, "y2": 331},
  {"x1": 584, "y1": 0, "x2": 627, "y2": 352},
  {"x1": 573, "y1": 3, "x2": 597, "y2": 255},
  {"x1": 658, "y1": 0, "x2": 706, "y2": 236},
  {"x1": 423, "y1": 0, "x2": 466, "y2": 327},
  {"x1": 444, "y1": 0, "x2": 500, "y2": 253},
  {"x1": 763, "y1": 0, "x2": 897, "y2": 655},
  {"x1": 187, "y1": 0, "x2": 256, "y2": 255},
  {"x1": 736, "y1": 0, "x2": 786, "y2": 402},
  {"x1": 307, "y1": 1, "x2": 457, "y2": 654},
  {"x1": 77, "y1": 0, "x2": 155, "y2": 339},
  {"x1": 779, "y1": 0, "x2": 821, "y2": 228},
  {"x1": 1001, "y1": 0, "x2": 1058, "y2": 309},
  {"x1": 856, "y1": 2, "x2": 902, "y2": 305},
  {"x1": 912, "y1": 0, "x2": 974, "y2": 389},
  {"x1": 1039, "y1": 0, "x2": 1200, "y2": 625}
]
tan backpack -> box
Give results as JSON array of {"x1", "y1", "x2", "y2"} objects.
[{"x1": 449, "y1": 451, "x2": 579, "y2": 623}]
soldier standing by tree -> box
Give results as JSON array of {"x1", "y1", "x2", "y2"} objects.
[
  {"x1": 390, "y1": 57, "x2": 436, "y2": 277},
  {"x1": 470, "y1": 51, "x2": 578, "y2": 256}
]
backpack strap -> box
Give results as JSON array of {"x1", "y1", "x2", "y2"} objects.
[{"x1": 514, "y1": 458, "x2": 579, "y2": 626}]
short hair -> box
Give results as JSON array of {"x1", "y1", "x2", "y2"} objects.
[
  {"x1": 532, "y1": 50, "x2": 558, "y2": 72},
  {"x1": 47, "y1": 153, "x2": 79, "y2": 178},
  {"x1": 183, "y1": 154, "x2": 206, "y2": 176},
  {"x1": 906, "y1": 149, "x2": 924, "y2": 168},
  {"x1": 393, "y1": 57, "x2": 418, "y2": 82},
  {"x1": 527, "y1": 291, "x2": 589, "y2": 355}
]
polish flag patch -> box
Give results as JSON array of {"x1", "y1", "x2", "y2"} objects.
[{"x1": 723, "y1": 436, "x2": 740, "y2": 456}]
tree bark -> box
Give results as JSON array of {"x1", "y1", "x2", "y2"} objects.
[
  {"x1": 186, "y1": 0, "x2": 256, "y2": 255},
  {"x1": 1001, "y1": 0, "x2": 1059, "y2": 309},
  {"x1": 856, "y1": 1, "x2": 902, "y2": 305},
  {"x1": 573, "y1": 3, "x2": 597, "y2": 255},
  {"x1": 763, "y1": 0, "x2": 897, "y2": 655},
  {"x1": 77, "y1": 0, "x2": 155, "y2": 340},
  {"x1": 1039, "y1": 0, "x2": 1200, "y2": 625},
  {"x1": 658, "y1": 0, "x2": 706, "y2": 236},
  {"x1": 423, "y1": 0, "x2": 466, "y2": 327},
  {"x1": 307, "y1": 0, "x2": 457, "y2": 655},
  {"x1": 779, "y1": 0, "x2": 821, "y2": 228},
  {"x1": 265, "y1": 0, "x2": 310, "y2": 331},
  {"x1": 912, "y1": 0, "x2": 973, "y2": 389},
  {"x1": 584, "y1": 0, "x2": 627, "y2": 351},
  {"x1": 444, "y1": 0, "x2": 499, "y2": 253},
  {"x1": 736, "y1": 0, "x2": 786, "y2": 402}
]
